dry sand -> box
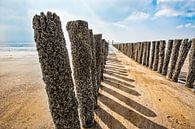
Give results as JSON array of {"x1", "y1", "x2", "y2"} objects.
[{"x1": 0, "y1": 50, "x2": 195, "y2": 129}]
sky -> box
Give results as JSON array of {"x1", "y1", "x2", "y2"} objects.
[{"x1": 0, "y1": 0, "x2": 194, "y2": 44}]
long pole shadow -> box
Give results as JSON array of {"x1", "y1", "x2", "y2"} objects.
[
  {"x1": 105, "y1": 68, "x2": 127, "y2": 74},
  {"x1": 95, "y1": 107, "x2": 127, "y2": 129},
  {"x1": 99, "y1": 94, "x2": 167, "y2": 129},
  {"x1": 104, "y1": 76, "x2": 135, "y2": 88},
  {"x1": 103, "y1": 79, "x2": 140, "y2": 96},
  {"x1": 100, "y1": 85, "x2": 156, "y2": 117},
  {"x1": 105, "y1": 66, "x2": 127, "y2": 71},
  {"x1": 105, "y1": 69, "x2": 128, "y2": 76},
  {"x1": 106, "y1": 63, "x2": 126, "y2": 69},
  {"x1": 104, "y1": 72, "x2": 134, "y2": 83}
]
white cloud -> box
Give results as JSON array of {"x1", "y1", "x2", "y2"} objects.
[
  {"x1": 126, "y1": 12, "x2": 150, "y2": 21},
  {"x1": 154, "y1": 7, "x2": 180, "y2": 17},
  {"x1": 157, "y1": 0, "x2": 184, "y2": 4},
  {"x1": 185, "y1": 23, "x2": 192, "y2": 27},
  {"x1": 176, "y1": 23, "x2": 195, "y2": 29},
  {"x1": 176, "y1": 25, "x2": 184, "y2": 29}
]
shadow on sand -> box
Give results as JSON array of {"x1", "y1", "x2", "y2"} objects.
[{"x1": 93, "y1": 54, "x2": 167, "y2": 129}]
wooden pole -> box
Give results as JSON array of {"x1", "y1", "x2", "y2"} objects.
[
  {"x1": 167, "y1": 39, "x2": 182, "y2": 79},
  {"x1": 146, "y1": 42, "x2": 151, "y2": 67},
  {"x1": 149, "y1": 41, "x2": 156, "y2": 69},
  {"x1": 94, "y1": 34, "x2": 102, "y2": 107},
  {"x1": 66, "y1": 20, "x2": 95, "y2": 128},
  {"x1": 158, "y1": 40, "x2": 166, "y2": 73},
  {"x1": 33, "y1": 12, "x2": 80, "y2": 129},
  {"x1": 153, "y1": 41, "x2": 160, "y2": 71},
  {"x1": 172, "y1": 39, "x2": 191, "y2": 82},
  {"x1": 185, "y1": 38, "x2": 195, "y2": 88},
  {"x1": 162, "y1": 40, "x2": 173, "y2": 75}
]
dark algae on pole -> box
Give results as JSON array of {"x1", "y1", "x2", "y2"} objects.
[
  {"x1": 66, "y1": 20, "x2": 95, "y2": 128},
  {"x1": 32, "y1": 12, "x2": 80, "y2": 129}
]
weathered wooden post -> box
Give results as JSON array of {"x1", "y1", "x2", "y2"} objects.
[
  {"x1": 167, "y1": 39, "x2": 182, "y2": 79},
  {"x1": 146, "y1": 42, "x2": 151, "y2": 67},
  {"x1": 105, "y1": 41, "x2": 109, "y2": 62},
  {"x1": 131, "y1": 43, "x2": 134, "y2": 59},
  {"x1": 122, "y1": 43, "x2": 125, "y2": 53},
  {"x1": 124, "y1": 43, "x2": 128, "y2": 55},
  {"x1": 162, "y1": 40, "x2": 173, "y2": 75},
  {"x1": 185, "y1": 38, "x2": 195, "y2": 88},
  {"x1": 88, "y1": 29, "x2": 98, "y2": 109},
  {"x1": 172, "y1": 39, "x2": 191, "y2": 82},
  {"x1": 135, "y1": 43, "x2": 139, "y2": 61},
  {"x1": 142, "y1": 42, "x2": 147, "y2": 65},
  {"x1": 138, "y1": 42, "x2": 144, "y2": 63},
  {"x1": 66, "y1": 20, "x2": 95, "y2": 128},
  {"x1": 101, "y1": 39, "x2": 106, "y2": 80},
  {"x1": 158, "y1": 40, "x2": 166, "y2": 73},
  {"x1": 33, "y1": 12, "x2": 80, "y2": 129},
  {"x1": 135, "y1": 43, "x2": 139, "y2": 62},
  {"x1": 127, "y1": 43, "x2": 131, "y2": 57},
  {"x1": 94, "y1": 34, "x2": 102, "y2": 108},
  {"x1": 149, "y1": 41, "x2": 156, "y2": 69},
  {"x1": 153, "y1": 41, "x2": 160, "y2": 71}
]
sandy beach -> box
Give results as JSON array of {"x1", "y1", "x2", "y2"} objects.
[{"x1": 0, "y1": 50, "x2": 195, "y2": 129}]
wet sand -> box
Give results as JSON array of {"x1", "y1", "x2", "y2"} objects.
[{"x1": 0, "y1": 50, "x2": 195, "y2": 129}]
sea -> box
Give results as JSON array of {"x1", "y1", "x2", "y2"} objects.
[{"x1": 0, "y1": 42, "x2": 36, "y2": 52}]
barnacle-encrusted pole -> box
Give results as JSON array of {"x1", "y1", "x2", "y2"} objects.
[
  {"x1": 149, "y1": 41, "x2": 156, "y2": 69},
  {"x1": 135, "y1": 43, "x2": 139, "y2": 61},
  {"x1": 158, "y1": 40, "x2": 166, "y2": 73},
  {"x1": 172, "y1": 39, "x2": 191, "y2": 82},
  {"x1": 138, "y1": 42, "x2": 144, "y2": 63},
  {"x1": 94, "y1": 34, "x2": 102, "y2": 107},
  {"x1": 127, "y1": 43, "x2": 131, "y2": 57},
  {"x1": 66, "y1": 20, "x2": 94, "y2": 128},
  {"x1": 146, "y1": 42, "x2": 151, "y2": 67},
  {"x1": 32, "y1": 12, "x2": 80, "y2": 129},
  {"x1": 162, "y1": 40, "x2": 173, "y2": 75},
  {"x1": 185, "y1": 38, "x2": 195, "y2": 88},
  {"x1": 130, "y1": 43, "x2": 134, "y2": 59},
  {"x1": 153, "y1": 41, "x2": 160, "y2": 71},
  {"x1": 135, "y1": 43, "x2": 139, "y2": 62},
  {"x1": 142, "y1": 42, "x2": 147, "y2": 65},
  {"x1": 88, "y1": 29, "x2": 98, "y2": 108},
  {"x1": 167, "y1": 39, "x2": 182, "y2": 79},
  {"x1": 101, "y1": 39, "x2": 106, "y2": 80},
  {"x1": 105, "y1": 41, "x2": 109, "y2": 62}
]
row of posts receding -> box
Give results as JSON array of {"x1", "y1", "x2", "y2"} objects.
[
  {"x1": 32, "y1": 12, "x2": 109, "y2": 129},
  {"x1": 113, "y1": 38, "x2": 195, "y2": 88}
]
